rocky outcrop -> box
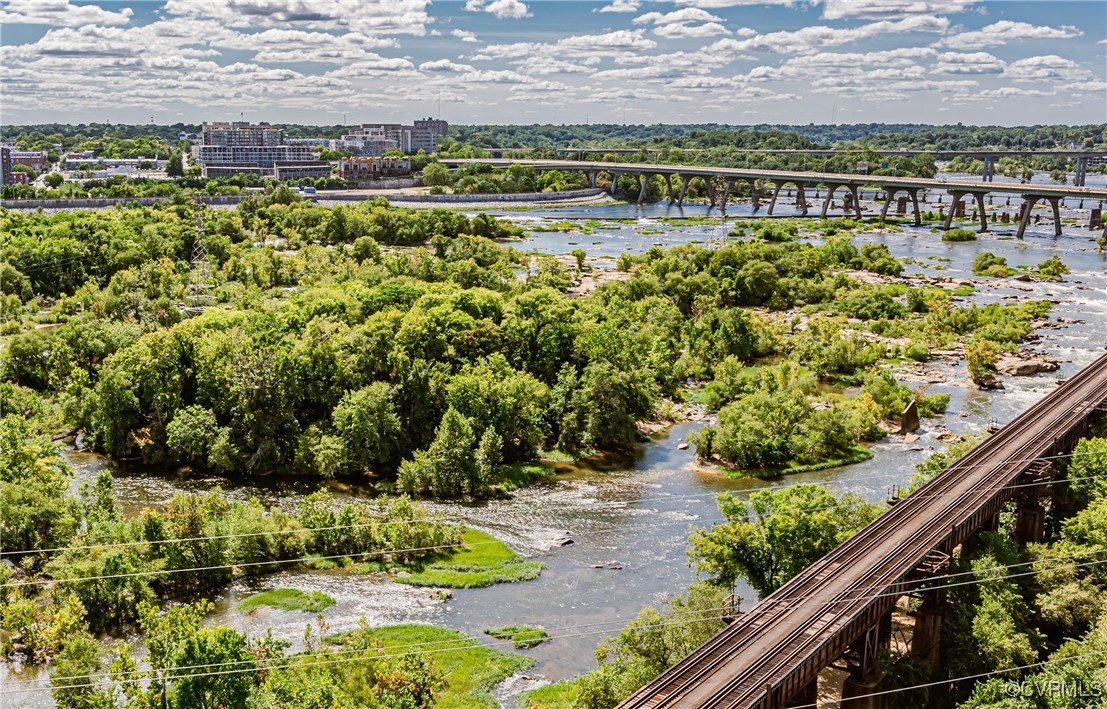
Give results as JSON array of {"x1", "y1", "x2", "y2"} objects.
[{"x1": 997, "y1": 354, "x2": 1060, "y2": 377}]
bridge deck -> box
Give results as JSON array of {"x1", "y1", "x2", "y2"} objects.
[
  {"x1": 618, "y1": 353, "x2": 1107, "y2": 709},
  {"x1": 441, "y1": 158, "x2": 1107, "y2": 200}
]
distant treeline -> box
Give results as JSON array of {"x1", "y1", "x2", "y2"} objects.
[{"x1": 3, "y1": 122, "x2": 1104, "y2": 153}]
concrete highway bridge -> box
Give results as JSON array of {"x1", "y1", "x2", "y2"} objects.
[
  {"x1": 472, "y1": 149, "x2": 1106, "y2": 186},
  {"x1": 441, "y1": 158, "x2": 1107, "y2": 239},
  {"x1": 616, "y1": 353, "x2": 1107, "y2": 709}
]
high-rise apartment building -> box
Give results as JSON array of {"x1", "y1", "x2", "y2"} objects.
[
  {"x1": 412, "y1": 118, "x2": 448, "y2": 153},
  {"x1": 193, "y1": 121, "x2": 315, "y2": 177}
]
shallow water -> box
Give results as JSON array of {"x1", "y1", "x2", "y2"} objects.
[{"x1": 5, "y1": 190, "x2": 1106, "y2": 707}]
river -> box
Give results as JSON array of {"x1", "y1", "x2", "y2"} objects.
[{"x1": 3, "y1": 184, "x2": 1106, "y2": 707}]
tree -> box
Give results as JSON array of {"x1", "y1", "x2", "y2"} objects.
[
  {"x1": 170, "y1": 626, "x2": 255, "y2": 709},
  {"x1": 421, "y1": 162, "x2": 451, "y2": 187},
  {"x1": 332, "y1": 382, "x2": 402, "y2": 470},
  {"x1": 166, "y1": 153, "x2": 184, "y2": 177},
  {"x1": 965, "y1": 340, "x2": 999, "y2": 384},
  {"x1": 689, "y1": 484, "x2": 881, "y2": 597},
  {"x1": 43, "y1": 172, "x2": 65, "y2": 189},
  {"x1": 397, "y1": 408, "x2": 481, "y2": 497}
]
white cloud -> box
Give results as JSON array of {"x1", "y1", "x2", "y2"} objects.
[
  {"x1": 821, "y1": 0, "x2": 977, "y2": 20},
  {"x1": 709, "y1": 15, "x2": 948, "y2": 55},
  {"x1": 0, "y1": 0, "x2": 133, "y2": 26},
  {"x1": 419, "y1": 59, "x2": 473, "y2": 73},
  {"x1": 744, "y1": 47, "x2": 934, "y2": 81},
  {"x1": 451, "y1": 28, "x2": 479, "y2": 42},
  {"x1": 654, "y1": 22, "x2": 731, "y2": 39},
  {"x1": 939, "y1": 21, "x2": 1082, "y2": 49},
  {"x1": 1003, "y1": 55, "x2": 1097, "y2": 83},
  {"x1": 634, "y1": 8, "x2": 724, "y2": 25},
  {"x1": 468, "y1": 0, "x2": 531, "y2": 19},
  {"x1": 163, "y1": 0, "x2": 431, "y2": 35},
  {"x1": 674, "y1": 0, "x2": 794, "y2": 7},
  {"x1": 472, "y1": 29, "x2": 656, "y2": 61},
  {"x1": 596, "y1": 0, "x2": 640, "y2": 12},
  {"x1": 931, "y1": 51, "x2": 1005, "y2": 75}
]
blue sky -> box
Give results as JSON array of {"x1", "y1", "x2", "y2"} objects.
[{"x1": 1, "y1": 0, "x2": 1104, "y2": 126}]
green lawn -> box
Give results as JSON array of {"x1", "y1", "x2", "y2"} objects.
[
  {"x1": 395, "y1": 529, "x2": 544, "y2": 589},
  {"x1": 235, "y1": 588, "x2": 336, "y2": 613},
  {"x1": 484, "y1": 625, "x2": 551, "y2": 649},
  {"x1": 517, "y1": 679, "x2": 582, "y2": 709},
  {"x1": 337, "y1": 624, "x2": 534, "y2": 709}
]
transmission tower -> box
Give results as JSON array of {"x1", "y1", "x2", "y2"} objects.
[{"x1": 184, "y1": 201, "x2": 215, "y2": 315}]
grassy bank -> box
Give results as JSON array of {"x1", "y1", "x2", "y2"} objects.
[
  {"x1": 358, "y1": 528, "x2": 544, "y2": 588},
  {"x1": 330, "y1": 624, "x2": 534, "y2": 708},
  {"x1": 518, "y1": 679, "x2": 582, "y2": 708},
  {"x1": 725, "y1": 445, "x2": 875, "y2": 480},
  {"x1": 236, "y1": 588, "x2": 336, "y2": 613},
  {"x1": 484, "y1": 625, "x2": 551, "y2": 648}
]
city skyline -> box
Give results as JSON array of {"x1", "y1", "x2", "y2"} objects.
[{"x1": 1, "y1": 0, "x2": 1105, "y2": 126}]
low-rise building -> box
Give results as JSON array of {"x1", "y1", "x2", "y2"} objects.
[
  {"x1": 337, "y1": 156, "x2": 412, "y2": 186},
  {"x1": 273, "y1": 161, "x2": 333, "y2": 181},
  {"x1": 9, "y1": 149, "x2": 47, "y2": 172}
]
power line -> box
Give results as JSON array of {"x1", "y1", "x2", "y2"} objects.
[
  {"x1": 6, "y1": 445, "x2": 1104, "y2": 561},
  {"x1": 12, "y1": 551, "x2": 1107, "y2": 688},
  {"x1": 786, "y1": 648, "x2": 1107, "y2": 709}
]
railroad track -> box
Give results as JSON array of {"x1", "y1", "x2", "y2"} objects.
[{"x1": 620, "y1": 353, "x2": 1107, "y2": 709}]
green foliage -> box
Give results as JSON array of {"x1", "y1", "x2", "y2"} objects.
[
  {"x1": 1036, "y1": 254, "x2": 1070, "y2": 281},
  {"x1": 391, "y1": 528, "x2": 544, "y2": 589},
  {"x1": 484, "y1": 625, "x2": 551, "y2": 648},
  {"x1": 972, "y1": 252, "x2": 1012, "y2": 277},
  {"x1": 236, "y1": 588, "x2": 336, "y2": 613},
  {"x1": 689, "y1": 485, "x2": 881, "y2": 596},
  {"x1": 942, "y1": 228, "x2": 977, "y2": 242},
  {"x1": 966, "y1": 340, "x2": 999, "y2": 382}
]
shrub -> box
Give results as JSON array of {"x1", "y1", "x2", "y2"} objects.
[
  {"x1": 942, "y1": 228, "x2": 977, "y2": 242},
  {"x1": 972, "y1": 252, "x2": 1011, "y2": 277}
]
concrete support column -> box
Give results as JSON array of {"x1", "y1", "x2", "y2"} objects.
[
  {"x1": 665, "y1": 174, "x2": 674, "y2": 204},
  {"x1": 677, "y1": 174, "x2": 689, "y2": 207},
  {"x1": 909, "y1": 189, "x2": 922, "y2": 226},
  {"x1": 795, "y1": 182, "x2": 808, "y2": 216},
  {"x1": 879, "y1": 187, "x2": 898, "y2": 223},
  {"x1": 912, "y1": 588, "x2": 946, "y2": 669},
  {"x1": 972, "y1": 192, "x2": 988, "y2": 233},
  {"x1": 588, "y1": 171, "x2": 596, "y2": 188},
  {"x1": 1047, "y1": 196, "x2": 1062, "y2": 236},
  {"x1": 943, "y1": 191, "x2": 964, "y2": 230},
  {"x1": 720, "y1": 179, "x2": 733, "y2": 212},
  {"x1": 609, "y1": 172, "x2": 622, "y2": 196},
  {"x1": 1075, "y1": 157, "x2": 1088, "y2": 187},
  {"x1": 1016, "y1": 501, "x2": 1046, "y2": 545},
  {"x1": 749, "y1": 179, "x2": 762, "y2": 212},
  {"x1": 847, "y1": 185, "x2": 863, "y2": 220},
  {"x1": 768, "y1": 182, "x2": 783, "y2": 215},
  {"x1": 706, "y1": 179, "x2": 717, "y2": 207},
  {"x1": 821, "y1": 184, "x2": 838, "y2": 219},
  {"x1": 1016, "y1": 195, "x2": 1038, "y2": 239},
  {"x1": 637, "y1": 173, "x2": 650, "y2": 205}
]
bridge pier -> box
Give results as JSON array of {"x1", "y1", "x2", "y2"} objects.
[
  {"x1": 609, "y1": 171, "x2": 622, "y2": 196},
  {"x1": 784, "y1": 678, "x2": 818, "y2": 708},
  {"x1": 795, "y1": 182, "x2": 809, "y2": 215},
  {"x1": 768, "y1": 181, "x2": 782, "y2": 215},
  {"x1": 677, "y1": 174, "x2": 689, "y2": 207},
  {"x1": 637, "y1": 173, "x2": 650, "y2": 205},
  {"x1": 1016, "y1": 195, "x2": 1063, "y2": 238},
  {"x1": 821, "y1": 184, "x2": 840, "y2": 219},
  {"x1": 1075, "y1": 157, "x2": 1088, "y2": 187},
  {"x1": 721, "y1": 179, "x2": 733, "y2": 212},
  {"x1": 750, "y1": 179, "x2": 761, "y2": 212},
  {"x1": 847, "y1": 185, "x2": 862, "y2": 220},
  {"x1": 665, "y1": 174, "x2": 675, "y2": 204},
  {"x1": 944, "y1": 190, "x2": 989, "y2": 233},
  {"x1": 841, "y1": 609, "x2": 891, "y2": 708},
  {"x1": 706, "y1": 178, "x2": 717, "y2": 207}
]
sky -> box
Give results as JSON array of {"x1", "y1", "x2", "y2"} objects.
[{"x1": 1, "y1": 0, "x2": 1105, "y2": 127}]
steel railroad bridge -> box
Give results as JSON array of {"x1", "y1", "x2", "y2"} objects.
[
  {"x1": 614, "y1": 353, "x2": 1107, "y2": 709},
  {"x1": 470, "y1": 149, "x2": 1106, "y2": 186},
  {"x1": 441, "y1": 158, "x2": 1107, "y2": 238}
]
